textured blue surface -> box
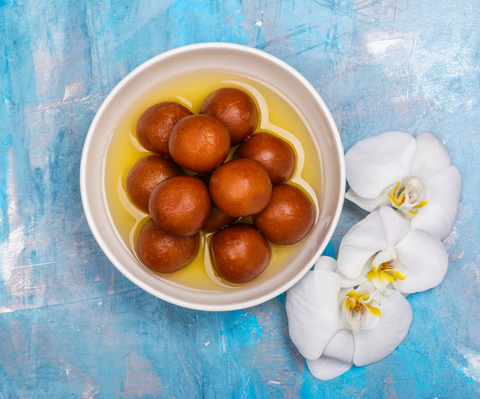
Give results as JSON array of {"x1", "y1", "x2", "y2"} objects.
[{"x1": 1, "y1": 0, "x2": 480, "y2": 397}]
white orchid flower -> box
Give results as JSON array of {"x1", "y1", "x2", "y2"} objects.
[
  {"x1": 345, "y1": 131, "x2": 461, "y2": 240},
  {"x1": 337, "y1": 206, "x2": 448, "y2": 295},
  {"x1": 286, "y1": 256, "x2": 412, "y2": 381}
]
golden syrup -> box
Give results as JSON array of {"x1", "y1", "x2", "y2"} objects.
[{"x1": 103, "y1": 71, "x2": 322, "y2": 292}]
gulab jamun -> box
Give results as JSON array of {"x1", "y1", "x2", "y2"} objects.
[
  {"x1": 149, "y1": 176, "x2": 211, "y2": 236},
  {"x1": 235, "y1": 133, "x2": 296, "y2": 184},
  {"x1": 253, "y1": 184, "x2": 314, "y2": 245},
  {"x1": 138, "y1": 219, "x2": 199, "y2": 273},
  {"x1": 210, "y1": 224, "x2": 271, "y2": 283},
  {"x1": 169, "y1": 114, "x2": 230, "y2": 173},
  {"x1": 195, "y1": 172, "x2": 237, "y2": 232},
  {"x1": 209, "y1": 159, "x2": 272, "y2": 217},
  {"x1": 136, "y1": 102, "x2": 193, "y2": 156},
  {"x1": 126, "y1": 155, "x2": 183, "y2": 213},
  {"x1": 199, "y1": 88, "x2": 258, "y2": 146}
]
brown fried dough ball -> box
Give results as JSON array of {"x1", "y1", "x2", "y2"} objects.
[
  {"x1": 169, "y1": 114, "x2": 230, "y2": 173},
  {"x1": 138, "y1": 219, "x2": 199, "y2": 273},
  {"x1": 195, "y1": 172, "x2": 237, "y2": 232},
  {"x1": 209, "y1": 159, "x2": 272, "y2": 218},
  {"x1": 126, "y1": 155, "x2": 183, "y2": 213},
  {"x1": 210, "y1": 224, "x2": 271, "y2": 283},
  {"x1": 199, "y1": 88, "x2": 258, "y2": 146},
  {"x1": 235, "y1": 133, "x2": 296, "y2": 184},
  {"x1": 149, "y1": 176, "x2": 211, "y2": 236},
  {"x1": 253, "y1": 184, "x2": 314, "y2": 245},
  {"x1": 136, "y1": 102, "x2": 193, "y2": 156}
]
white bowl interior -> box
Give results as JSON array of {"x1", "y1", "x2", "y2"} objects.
[{"x1": 80, "y1": 43, "x2": 345, "y2": 311}]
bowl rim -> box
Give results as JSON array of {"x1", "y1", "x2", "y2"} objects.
[{"x1": 80, "y1": 42, "x2": 345, "y2": 311}]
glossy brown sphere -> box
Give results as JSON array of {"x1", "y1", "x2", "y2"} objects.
[
  {"x1": 253, "y1": 184, "x2": 315, "y2": 245},
  {"x1": 138, "y1": 219, "x2": 199, "y2": 273},
  {"x1": 195, "y1": 172, "x2": 237, "y2": 232},
  {"x1": 126, "y1": 155, "x2": 183, "y2": 213},
  {"x1": 210, "y1": 224, "x2": 271, "y2": 283},
  {"x1": 209, "y1": 159, "x2": 272, "y2": 218},
  {"x1": 149, "y1": 176, "x2": 211, "y2": 236},
  {"x1": 169, "y1": 114, "x2": 230, "y2": 173},
  {"x1": 235, "y1": 133, "x2": 296, "y2": 184},
  {"x1": 199, "y1": 88, "x2": 259, "y2": 146},
  {"x1": 136, "y1": 102, "x2": 193, "y2": 156}
]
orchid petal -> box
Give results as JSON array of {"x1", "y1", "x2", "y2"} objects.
[
  {"x1": 337, "y1": 264, "x2": 369, "y2": 288},
  {"x1": 360, "y1": 304, "x2": 381, "y2": 330},
  {"x1": 306, "y1": 329, "x2": 354, "y2": 380},
  {"x1": 306, "y1": 357, "x2": 353, "y2": 381},
  {"x1": 314, "y1": 256, "x2": 337, "y2": 272},
  {"x1": 337, "y1": 211, "x2": 387, "y2": 280},
  {"x1": 307, "y1": 356, "x2": 353, "y2": 381},
  {"x1": 372, "y1": 251, "x2": 392, "y2": 267},
  {"x1": 345, "y1": 132, "x2": 416, "y2": 198},
  {"x1": 345, "y1": 187, "x2": 391, "y2": 212},
  {"x1": 323, "y1": 329, "x2": 354, "y2": 363},
  {"x1": 353, "y1": 292, "x2": 412, "y2": 366},
  {"x1": 286, "y1": 269, "x2": 343, "y2": 360},
  {"x1": 357, "y1": 279, "x2": 378, "y2": 292},
  {"x1": 395, "y1": 229, "x2": 448, "y2": 294},
  {"x1": 410, "y1": 132, "x2": 452, "y2": 181},
  {"x1": 377, "y1": 206, "x2": 411, "y2": 246},
  {"x1": 337, "y1": 287, "x2": 355, "y2": 307},
  {"x1": 410, "y1": 165, "x2": 461, "y2": 240}
]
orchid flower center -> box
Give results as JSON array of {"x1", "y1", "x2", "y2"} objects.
[
  {"x1": 367, "y1": 251, "x2": 408, "y2": 295},
  {"x1": 342, "y1": 288, "x2": 381, "y2": 330},
  {"x1": 388, "y1": 177, "x2": 429, "y2": 216}
]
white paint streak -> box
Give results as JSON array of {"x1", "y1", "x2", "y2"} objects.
[
  {"x1": 255, "y1": 20, "x2": 263, "y2": 27},
  {"x1": 81, "y1": 386, "x2": 100, "y2": 399},
  {"x1": 33, "y1": 93, "x2": 102, "y2": 111},
  {"x1": 0, "y1": 225, "x2": 25, "y2": 283},
  {"x1": 462, "y1": 353, "x2": 480, "y2": 382},
  {"x1": 108, "y1": 269, "x2": 115, "y2": 295},
  {"x1": 119, "y1": 352, "x2": 162, "y2": 397},
  {"x1": 241, "y1": 357, "x2": 256, "y2": 399},
  {"x1": 443, "y1": 226, "x2": 459, "y2": 246},
  {"x1": 410, "y1": 38, "x2": 418, "y2": 70},
  {"x1": 462, "y1": 262, "x2": 480, "y2": 283},
  {"x1": 1, "y1": 151, "x2": 25, "y2": 285},
  {"x1": 63, "y1": 81, "x2": 83, "y2": 101},
  {"x1": 231, "y1": 356, "x2": 245, "y2": 380},
  {"x1": 0, "y1": 306, "x2": 14, "y2": 314},
  {"x1": 367, "y1": 39, "x2": 402, "y2": 55},
  {"x1": 10, "y1": 261, "x2": 57, "y2": 270}
]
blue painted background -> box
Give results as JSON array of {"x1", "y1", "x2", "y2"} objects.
[{"x1": 1, "y1": 0, "x2": 480, "y2": 397}]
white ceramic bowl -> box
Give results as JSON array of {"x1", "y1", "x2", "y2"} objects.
[{"x1": 80, "y1": 43, "x2": 345, "y2": 311}]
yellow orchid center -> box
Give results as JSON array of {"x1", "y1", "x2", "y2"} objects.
[
  {"x1": 343, "y1": 288, "x2": 381, "y2": 330},
  {"x1": 367, "y1": 251, "x2": 408, "y2": 295},
  {"x1": 388, "y1": 177, "x2": 429, "y2": 216},
  {"x1": 347, "y1": 296, "x2": 362, "y2": 313}
]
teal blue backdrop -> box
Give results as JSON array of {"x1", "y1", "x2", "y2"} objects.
[{"x1": 1, "y1": 1, "x2": 479, "y2": 397}]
